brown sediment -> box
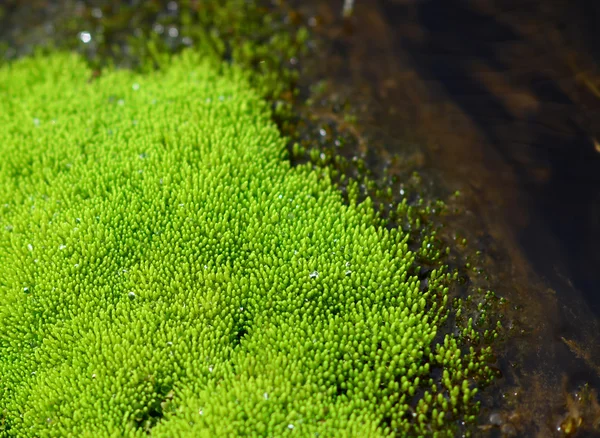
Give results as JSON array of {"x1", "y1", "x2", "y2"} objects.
[{"x1": 562, "y1": 338, "x2": 600, "y2": 379}]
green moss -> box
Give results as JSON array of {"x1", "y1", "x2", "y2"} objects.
[{"x1": 0, "y1": 50, "x2": 493, "y2": 437}]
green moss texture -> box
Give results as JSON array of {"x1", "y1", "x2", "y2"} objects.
[{"x1": 0, "y1": 50, "x2": 490, "y2": 437}]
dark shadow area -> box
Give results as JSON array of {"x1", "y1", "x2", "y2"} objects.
[{"x1": 379, "y1": 0, "x2": 600, "y2": 316}]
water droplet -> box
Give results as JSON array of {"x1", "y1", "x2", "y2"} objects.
[
  {"x1": 59, "y1": 245, "x2": 66, "y2": 250},
  {"x1": 288, "y1": 424, "x2": 294, "y2": 430},
  {"x1": 263, "y1": 393, "x2": 268, "y2": 400},
  {"x1": 128, "y1": 291, "x2": 136, "y2": 299},
  {"x1": 91, "y1": 8, "x2": 103, "y2": 18},
  {"x1": 27, "y1": 244, "x2": 33, "y2": 252},
  {"x1": 33, "y1": 118, "x2": 40, "y2": 126},
  {"x1": 79, "y1": 31, "x2": 92, "y2": 44},
  {"x1": 23, "y1": 287, "x2": 29, "y2": 293},
  {"x1": 319, "y1": 128, "x2": 326, "y2": 137},
  {"x1": 309, "y1": 271, "x2": 319, "y2": 279},
  {"x1": 208, "y1": 366, "x2": 213, "y2": 372},
  {"x1": 168, "y1": 27, "x2": 179, "y2": 38},
  {"x1": 198, "y1": 408, "x2": 203, "y2": 415},
  {"x1": 132, "y1": 83, "x2": 140, "y2": 91}
]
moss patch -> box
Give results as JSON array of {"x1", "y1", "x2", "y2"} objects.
[{"x1": 0, "y1": 49, "x2": 493, "y2": 437}]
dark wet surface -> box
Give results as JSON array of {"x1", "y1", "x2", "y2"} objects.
[
  {"x1": 295, "y1": 0, "x2": 600, "y2": 435},
  {"x1": 382, "y1": 0, "x2": 600, "y2": 316},
  {"x1": 2, "y1": 0, "x2": 600, "y2": 436},
  {"x1": 340, "y1": 0, "x2": 600, "y2": 317}
]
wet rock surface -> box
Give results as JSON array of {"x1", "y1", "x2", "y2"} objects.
[{"x1": 296, "y1": 0, "x2": 600, "y2": 435}]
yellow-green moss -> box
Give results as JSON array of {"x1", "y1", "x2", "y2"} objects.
[{"x1": 0, "y1": 50, "x2": 491, "y2": 437}]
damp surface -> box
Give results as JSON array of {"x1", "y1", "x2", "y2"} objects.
[{"x1": 296, "y1": 0, "x2": 600, "y2": 436}]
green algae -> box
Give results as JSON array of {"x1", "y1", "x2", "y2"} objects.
[{"x1": 0, "y1": 47, "x2": 495, "y2": 436}]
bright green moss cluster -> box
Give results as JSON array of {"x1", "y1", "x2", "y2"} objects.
[{"x1": 0, "y1": 51, "x2": 491, "y2": 437}]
